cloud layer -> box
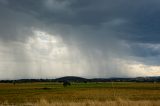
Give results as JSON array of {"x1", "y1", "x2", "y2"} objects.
[{"x1": 0, "y1": 0, "x2": 160, "y2": 79}]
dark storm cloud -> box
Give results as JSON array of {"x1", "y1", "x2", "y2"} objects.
[
  {"x1": 2, "y1": 0, "x2": 160, "y2": 43},
  {"x1": 0, "y1": 0, "x2": 46, "y2": 42},
  {"x1": 0, "y1": 0, "x2": 160, "y2": 79}
]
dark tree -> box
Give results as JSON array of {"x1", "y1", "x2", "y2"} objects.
[{"x1": 63, "y1": 81, "x2": 71, "y2": 87}]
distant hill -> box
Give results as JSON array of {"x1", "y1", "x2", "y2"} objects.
[{"x1": 54, "y1": 76, "x2": 88, "y2": 82}]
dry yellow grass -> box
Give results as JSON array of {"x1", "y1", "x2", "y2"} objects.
[
  {"x1": 1, "y1": 99, "x2": 160, "y2": 106},
  {"x1": 0, "y1": 82, "x2": 160, "y2": 105}
]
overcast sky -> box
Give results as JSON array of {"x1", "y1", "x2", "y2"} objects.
[{"x1": 0, "y1": 0, "x2": 160, "y2": 79}]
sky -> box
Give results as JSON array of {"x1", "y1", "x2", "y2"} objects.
[{"x1": 0, "y1": 0, "x2": 160, "y2": 79}]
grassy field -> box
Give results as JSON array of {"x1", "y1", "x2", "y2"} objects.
[{"x1": 0, "y1": 82, "x2": 160, "y2": 105}]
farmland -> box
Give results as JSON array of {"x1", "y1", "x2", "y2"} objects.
[{"x1": 0, "y1": 82, "x2": 160, "y2": 105}]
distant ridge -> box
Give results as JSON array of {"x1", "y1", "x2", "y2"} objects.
[{"x1": 0, "y1": 76, "x2": 160, "y2": 83}]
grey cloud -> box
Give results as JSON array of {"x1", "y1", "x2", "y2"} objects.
[{"x1": 0, "y1": 0, "x2": 160, "y2": 79}]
